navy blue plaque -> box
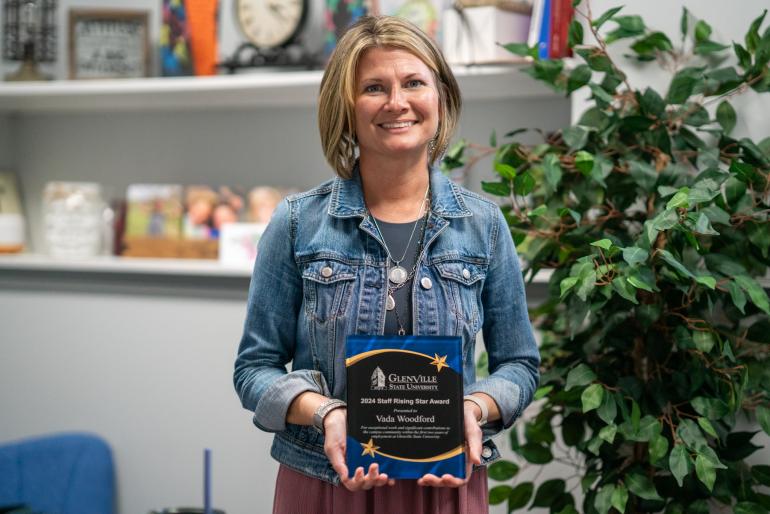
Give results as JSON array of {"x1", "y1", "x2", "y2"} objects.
[{"x1": 345, "y1": 335, "x2": 465, "y2": 479}]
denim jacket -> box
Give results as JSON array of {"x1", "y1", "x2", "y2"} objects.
[{"x1": 234, "y1": 166, "x2": 540, "y2": 485}]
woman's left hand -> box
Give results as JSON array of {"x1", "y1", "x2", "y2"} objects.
[{"x1": 416, "y1": 401, "x2": 483, "y2": 488}]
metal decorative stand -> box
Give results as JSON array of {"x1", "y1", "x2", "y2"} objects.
[
  {"x1": 2, "y1": 0, "x2": 57, "y2": 81},
  {"x1": 218, "y1": 42, "x2": 322, "y2": 74}
]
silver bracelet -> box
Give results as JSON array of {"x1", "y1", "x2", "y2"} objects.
[
  {"x1": 312, "y1": 398, "x2": 347, "y2": 434},
  {"x1": 463, "y1": 395, "x2": 489, "y2": 426}
]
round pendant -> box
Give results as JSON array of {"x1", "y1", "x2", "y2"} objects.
[
  {"x1": 389, "y1": 266, "x2": 408, "y2": 285},
  {"x1": 386, "y1": 294, "x2": 396, "y2": 311}
]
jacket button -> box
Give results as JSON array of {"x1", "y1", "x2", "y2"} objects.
[
  {"x1": 321, "y1": 266, "x2": 333, "y2": 278},
  {"x1": 420, "y1": 277, "x2": 433, "y2": 289},
  {"x1": 481, "y1": 446, "x2": 493, "y2": 459},
  {"x1": 462, "y1": 268, "x2": 471, "y2": 279}
]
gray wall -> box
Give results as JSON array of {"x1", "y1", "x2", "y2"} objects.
[
  {"x1": 0, "y1": 94, "x2": 569, "y2": 514},
  {"x1": 0, "y1": 114, "x2": 15, "y2": 169}
]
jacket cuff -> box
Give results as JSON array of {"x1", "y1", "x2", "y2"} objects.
[
  {"x1": 253, "y1": 370, "x2": 330, "y2": 432},
  {"x1": 465, "y1": 377, "x2": 521, "y2": 430}
]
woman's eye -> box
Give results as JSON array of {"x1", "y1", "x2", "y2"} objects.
[
  {"x1": 364, "y1": 84, "x2": 383, "y2": 93},
  {"x1": 406, "y1": 79, "x2": 424, "y2": 88}
]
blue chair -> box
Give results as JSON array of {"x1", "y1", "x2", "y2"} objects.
[{"x1": 0, "y1": 432, "x2": 115, "y2": 514}]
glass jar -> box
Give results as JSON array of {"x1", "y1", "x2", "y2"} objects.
[{"x1": 42, "y1": 181, "x2": 108, "y2": 258}]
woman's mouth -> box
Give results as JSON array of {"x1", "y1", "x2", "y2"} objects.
[{"x1": 379, "y1": 121, "x2": 416, "y2": 129}]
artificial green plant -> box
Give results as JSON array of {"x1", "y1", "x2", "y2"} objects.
[{"x1": 444, "y1": 2, "x2": 770, "y2": 513}]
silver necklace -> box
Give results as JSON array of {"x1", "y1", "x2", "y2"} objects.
[
  {"x1": 384, "y1": 208, "x2": 429, "y2": 335},
  {"x1": 370, "y1": 184, "x2": 430, "y2": 286}
]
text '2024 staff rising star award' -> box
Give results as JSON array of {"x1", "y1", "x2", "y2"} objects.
[{"x1": 345, "y1": 335, "x2": 465, "y2": 479}]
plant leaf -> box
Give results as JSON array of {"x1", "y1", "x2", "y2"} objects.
[
  {"x1": 517, "y1": 443, "x2": 553, "y2": 464},
  {"x1": 622, "y1": 246, "x2": 649, "y2": 266},
  {"x1": 658, "y1": 249, "x2": 695, "y2": 279},
  {"x1": 502, "y1": 43, "x2": 531, "y2": 56},
  {"x1": 569, "y1": 19, "x2": 584, "y2": 48},
  {"x1": 649, "y1": 432, "x2": 669, "y2": 464},
  {"x1": 543, "y1": 153, "x2": 563, "y2": 190},
  {"x1": 532, "y1": 479, "x2": 566, "y2": 507},
  {"x1": 667, "y1": 188, "x2": 690, "y2": 209},
  {"x1": 611, "y1": 483, "x2": 629, "y2": 513},
  {"x1": 599, "y1": 423, "x2": 617, "y2": 444},
  {"x1": 597, "y1": 389, "x2": 618, "y2": 424},
  {"x1": 735, "y1": 275, "x2": 770, "y2": 315},
  {"x1": 488, "y1": 460, "x2": 519, "y2": 481},
  {"x1": 593, "y1": 6, "x2": 624, "y2": 30},
  {"x1": 695, "y1": 453, "x2": 717, "y2": 491},
  {"x1": 626, "y1": 472, "x2": 663, "y2": 501},
  {"x1": 507, "y1": 482, "x2": 534, "y2": 510},
  {"x1": 692, "y1": 331, "x2": 716, "y2": 353},
  {"x1": 669, "y1": 444, "x2": 693, "y2": 487},
  {"x1": 534, "y1": 385, "x2": 553, "y2": 400},
  {"x1": 698, "y1": 417, "x2": 718, "y2": 438},
  {"x1": 560, "y1": 276, "x2": 580, "y2": 299},
  {"x1": 494, "y1": 162, "x2": 516, "y2": 180},
  {"x1": 734, "y1": 502, "x2": 768, "y2": 514},
  {"x1": 690, "y1": 394, "x2": 730, "y2": 419},
  {"x1": 568, "y1": 65, "x2": 592, "y2": 94},
  {"x1": 594, "y1": 484, "x2": 615, "y2": 514},
  {"x1": 566, "y1": 363, "x2": 597, "y2": 390},
  {"x1": 489, "y1": 485, "x2": 513, "y2": 505},
  {"x1": 581, "y1": 383, "x2": 604, "y2": 413},
  {"x1": 482, "y1": 181, "x2": 510, "y2": 196},
  {"x1": 575, "y1": 150, "x2": 595, "y2": 174},
  {"x1": 612, "y1": 276, "x2": 640, "y2": 304},
  {"x1": 717, "y1": 101, "x2": 737, "y2": 134}
]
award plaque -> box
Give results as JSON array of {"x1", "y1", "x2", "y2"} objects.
[{"x1": 345, "y1": 335, "x2": 465, "y2": 479}]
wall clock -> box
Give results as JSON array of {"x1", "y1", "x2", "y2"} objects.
[
  {"x1": 222, "y1": 0, "x2": 322, "y2": 70},
  {"x1": 236, "y1": 0, "x2": 307, "y2": 49}
]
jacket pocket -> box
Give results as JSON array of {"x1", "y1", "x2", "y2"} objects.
[
  {"x1": 434, "y1": 260, "x2": 488, "y2": 332},
  {"x1": 301, "y1": 259, "x2": 357, "y2": 323}
]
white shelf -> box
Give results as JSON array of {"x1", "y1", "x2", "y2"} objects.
[
  {"x1": 0, "y1": 253, "x2": 554, "y2": 283},
  {"x1": 0, "y1": 253, "x2": 253, "y2": 277},
  {"x1": 0, "y1": 63, "x2": 554, "y2": 113}
]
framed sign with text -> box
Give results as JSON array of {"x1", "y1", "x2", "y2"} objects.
[{"x1": 68, "y1": 9, "x2": 150, "y2": 79}]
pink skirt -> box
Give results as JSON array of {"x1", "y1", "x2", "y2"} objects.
[{"x1": 272, "y1": 464, "x2": 489, "y2": 514}]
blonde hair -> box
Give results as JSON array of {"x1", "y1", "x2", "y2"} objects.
[{"x1": 318, "y1": 15, "x2": 462, "y2": 179}]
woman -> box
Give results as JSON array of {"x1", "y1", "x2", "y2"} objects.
[{"x1": 234, "y1": 15, "x2": 540, "y2": 513}]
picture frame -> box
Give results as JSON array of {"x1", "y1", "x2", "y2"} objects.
[{"x1": 68, "y1": 9, "x2": 150, "y2": 79}]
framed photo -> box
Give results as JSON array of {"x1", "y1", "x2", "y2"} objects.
[{"x1": 68, "y1": 9, "x2": 150, "y2": 79}]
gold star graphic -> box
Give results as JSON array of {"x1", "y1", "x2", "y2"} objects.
[
  {"x1": 360, "y1": 438, "x2": 379, "y2": 458},
  {"x1": 430, "y1": 353, "x2": 448, "y2": 372}
]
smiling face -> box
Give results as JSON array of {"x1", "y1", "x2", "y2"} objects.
[{"x1": 353, "y1": 46, "x2": 440, "y2": 163}]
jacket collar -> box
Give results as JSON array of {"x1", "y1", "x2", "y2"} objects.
[{"x1": 328, "y1": 162, "x2": 472, "y2": 219}]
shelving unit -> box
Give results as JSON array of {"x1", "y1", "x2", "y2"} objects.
[
  {"x1": 0, "y1": 64, "x2": 567, "y2": 279},
  {"x1": 0, "y1": 63, "x2": 553, "y2": 113}
]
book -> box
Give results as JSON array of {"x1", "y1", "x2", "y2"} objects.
[
  {"x1": 548, "y1": 0, "x2": 573, "y2": 58},
  {"x1": 537, "y1": 0, "x2": 551, "y2": 59},
  {"x1": 345, "y1": 335, "x2": 465, "y2": 479}
]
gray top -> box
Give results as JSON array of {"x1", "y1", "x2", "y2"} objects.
[{"x1": 373, "y1": 216, "x2": 424, "y2": 335}]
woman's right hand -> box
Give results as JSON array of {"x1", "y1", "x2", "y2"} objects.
[{"x1": 323, "y1": 408, "x2": 395, "y2": 491}]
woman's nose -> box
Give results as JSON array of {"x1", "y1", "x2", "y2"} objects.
[{"x1": 384, "y1": 87, "x2": 408, "y2": 111}]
